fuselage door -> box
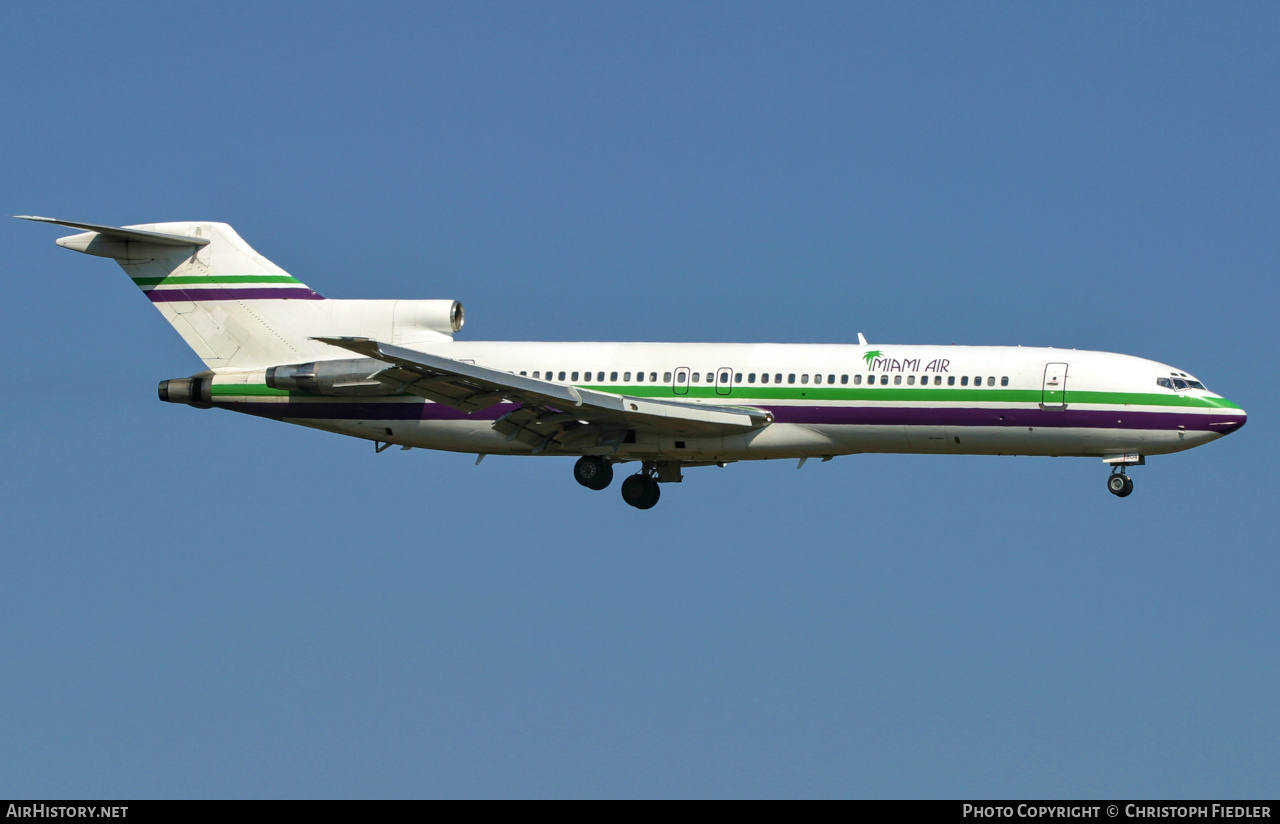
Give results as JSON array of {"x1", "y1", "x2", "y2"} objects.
[
  {"x1": 1042, "y1": 362, "x2": 1068, "y2": 409},
  {"x1": 673, "y1": 367, "x2": 690, "y2": 395},
  {"x1": 715, "y1": 367, "x2": 733, "y2": 396}
]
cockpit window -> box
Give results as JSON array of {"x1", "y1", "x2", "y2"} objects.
[{"x1": 1159, "y1": 376, "x2": 1208, "y2": 391}]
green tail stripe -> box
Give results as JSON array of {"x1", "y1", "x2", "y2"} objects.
[{"x1": 131, "y1": 275, "x2": 302, "y2": 286}]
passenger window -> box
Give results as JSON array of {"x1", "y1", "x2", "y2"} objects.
[
  {"x1": 636, "y1": 372, "x2": 644, "y2": 383},
  {"x1": 532, "y1": 371, "x2": 540, "y2": 379},
  {"x1": 828, "y1": 374, "x2": 835, "y2": 384},
  {"x1": 854, "y1": 374, "x2": 862, "y2": 385},
  {"x1": 987, "y1": 376, "x2": 994, "y2": 386},
  {"x1": 572, "y1": 372, "x2": 580, "y2": 381},
  {"x1": 961, "y1": 376, "x2": 969, "y2": 386},
  {"x1": 761, "y1": 373, "x2": 769, "y2": 384},
  {"x1": 812, "y1": 374, "x2": 820, "y2": 384},
  {"x1": 692, "y1": 373, "x2": 700, "y2": 383},
  {"x1": 948, "y1": 376, "x2": 955, "y2": 386},
  {"x1": 841, "y1": 375, "x2": 848, "y2": 384},
  {"x1": 788, "y1": 374, "x2": 796, "y2": 384},
  {"x1": 775, "y1": 374, "x2": 782, "y2": 383},
  {"x1": 623, "y1": 372, "x2": 630, "y2": 382},
  {"x1": 609, "y1": 372, "x2": 617, "y2": 382},
  {"x1": 880, "y1": 375, "x2": 889, "y2": 385},
  {"x1": 735, "y1": 373, "x2": 743, "y2": 382},
  {"x1": 748, "y1": 373, "x2": 756, "y2": 384},
  {"x1": 663, "y1": 372, "x2": 671, "y2": 382},
  {"x1": 907, "y1": 375, "x2": 915, "y2": 385},
  {"x1": 801, "y1": 374, "x2": 809, "y2": 384},
  {"x1": 558, "y1": 371, "x2": 566, "y2": 381},
  {"x1": 1001, "y1": 376, "x2": 1008, "y2": 386}
]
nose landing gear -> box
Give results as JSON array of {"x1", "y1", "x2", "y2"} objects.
[{"x1": 1107, "y1": 467, "x2": 1134, "y2": 497}]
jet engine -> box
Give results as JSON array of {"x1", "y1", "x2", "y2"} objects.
[
  {"x1": 265, "y1": 358, "x2": 392, "y2": 396},
  {"x1": 157, "y1": 374, "x2": 213, "y2": 408},
  {"x1": 395, "y1": 299, "x2": 464, "y2": 335}
]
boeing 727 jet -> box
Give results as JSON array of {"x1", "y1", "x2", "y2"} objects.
[{"x1": 22, "y1": 216, "x2": 1247, "y2": 509}]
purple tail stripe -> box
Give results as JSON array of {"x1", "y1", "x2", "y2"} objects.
[{"x1": 146, "y1": 287, "x2": 324, "y2": 302}]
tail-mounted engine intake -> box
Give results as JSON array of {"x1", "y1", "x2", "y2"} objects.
[
  {"x1": 158, "y1": 374, "x2": 213, "y2": 408},
  {"x1": 400, "y1": 299, "x2": 463, "y2": 335},
  {"x1": 266, "y1": 358, "x2": 391, "y2": 396}
]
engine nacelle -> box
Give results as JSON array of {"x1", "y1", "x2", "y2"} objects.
[
  {"x1": 265, "y1": 358, "x2": 392, "y2": 396},
  {"x1": 395, "y1": 299, "x2": 464, "y2": 335},
  {"x1": 310, "y1": 299, "x2": 464, "y2": 345},
  {"x1": 158, "y1": 374, "x2": 213, "y2": 408}
]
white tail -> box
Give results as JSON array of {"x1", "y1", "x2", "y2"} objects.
[{"x1": 22, "y1": 217, "x2": 463, "y2": 369}]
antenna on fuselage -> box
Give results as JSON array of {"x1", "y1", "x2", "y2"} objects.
[{"x1": 857, "y1": 332, "x2": 868, "y2": 346}]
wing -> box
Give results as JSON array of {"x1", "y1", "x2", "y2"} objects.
[{"x1": 314, "y1": 337, "x2": 772, "y2": 455}]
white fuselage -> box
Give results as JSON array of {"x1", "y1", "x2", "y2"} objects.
[{"x1": 207, "y1": 341, "x2": 1247, "y2": 463}]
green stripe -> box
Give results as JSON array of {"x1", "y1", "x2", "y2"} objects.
[
  {"x1": 209, "y1": 382, "x2": 1239, "y2": 409},
  {"x1": 579, "y1": 385, "x2": 1240, "y2": 408},
  {"x1": 131, "y1": 275, "x2": 302, "y2": 286},
  {"x1": 210, "y1": 385, "x2": 291, "y2": 397}
]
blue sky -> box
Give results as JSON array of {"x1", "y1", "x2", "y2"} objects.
[{"x1": 1, "y1": 2, "x2": 1276, "y2": 798}]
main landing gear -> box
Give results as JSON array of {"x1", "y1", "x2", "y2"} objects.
[
  {"x1": 620, "y1": 473, "x2": 661, "y2": 510},
  {"x1": 572, "y1": 456, "x2": 663, "y2": 509},
  {"x1": 572, "y1": 455, "x2": 614, "y2": 491},
  {"x1": 1107, "y1": 466, "x2": 1135, "y2": 498}
]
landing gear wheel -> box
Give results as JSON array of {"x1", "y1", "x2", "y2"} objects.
[
  {"x1": 573, "y1": 456, "x2": 614, "y2": 490},
  {"x1": 620, "y1": 474, "x2": 661, "y2": 509},
  {"x1": 1107, "y1": 473, "x2": 1134, "y2": 497}
]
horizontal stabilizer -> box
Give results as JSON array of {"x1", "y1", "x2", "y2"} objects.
[{"x1": 15, "y1": 216, "x2": 211, "y2": 248}]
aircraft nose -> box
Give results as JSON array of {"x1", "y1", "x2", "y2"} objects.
[{"x1": 1211, "y1": 405, "x2": 1247, "y2": 436}]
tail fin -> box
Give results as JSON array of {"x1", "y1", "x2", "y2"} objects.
[{"x1": 21, "y1": 217, "x2": 459, "y2": 369}]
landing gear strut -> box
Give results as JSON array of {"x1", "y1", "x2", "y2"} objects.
[
  {"x1": 1107, "y1": 466, "x2": 1134, "y2": 498},
  {"x1": 573, "y1": 456, "x2": 614, "y2": 491}
]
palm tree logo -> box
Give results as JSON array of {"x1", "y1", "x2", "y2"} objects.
[{"x1": 862, "y1": 350, "x2": 883, "y2": 369}]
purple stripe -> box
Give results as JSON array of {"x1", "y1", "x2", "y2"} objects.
[
  {"x1": 216, "y1": 400, "x2": 1242, "y2": 433},
  {"x1": 771, "y1": 405, "x2": 1240, "y2": 433},
  {"x1": 146, "y1": 287, "x2": 325, "y2": 302}
]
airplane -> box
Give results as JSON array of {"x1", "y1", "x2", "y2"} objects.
[{"x1": 20, "y1": 216, "x2": 1247, "y2": 509}]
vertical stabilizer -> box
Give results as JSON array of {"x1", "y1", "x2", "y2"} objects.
[{"x1": 22, "y1": 217, "x2": 459, "y2": 370}]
